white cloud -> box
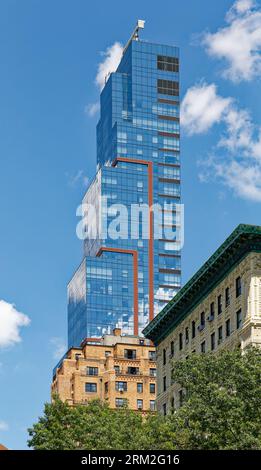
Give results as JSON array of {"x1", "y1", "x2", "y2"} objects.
[
  {"x1": 202, "y1": 0, "x2": 261, "y2": 82},
  {"x1": 50, "y1": 337, "x2": 66, "y2": 360},
  {"x1": 213, "y1": 159, "x2": 261, "y2": 202},
  {"x1": 0, "y1": 420, "x2": 9, "y2": 431},
  {"x1": 95, "y1": 42, "x2": 123, "y2": 90},
  {"x1": 66, "y1": 170, "x2": 89, "y2": 188},
  {"x1": 182, "y1": 81, "x2": 261, "y2": 201},
  {"x1": 218, "y1": 102, "x2": 261, "y2": 163},
  {"x1": 181, "y1": 82, "x2": 231, "y2": 134},
  {"x1": 227, "y1": 0, "x2": 256, "y2": 19},
  {"x1": 84, "y1": 101, "x2": 100, "y2": 117},
  {"x1": 214, "y1": 104, "x2": 261, "y2": 200},
  {"x1": 183, "y1": 1, "x2": 261, "y2": 200},
  {"x1": 0, "y1": 300, "x2": 30, "y2": 348},
  {"x1": 85, "y1": 41, "x2": 123, "y2": 118},
  {"x1": 218, "y1": 106, "x2": 254, "y2": 152}
]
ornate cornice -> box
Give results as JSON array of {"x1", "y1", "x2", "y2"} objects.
[{"x1": 143, "y1": 224, "x2": 261, "y2": 345}]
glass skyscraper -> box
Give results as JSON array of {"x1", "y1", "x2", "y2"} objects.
[{"x1": 68, "y1": 23, "x2": 182, "y2": 348}]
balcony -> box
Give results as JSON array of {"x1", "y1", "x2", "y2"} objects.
[
  {"x1": 115, "y1": 369, "x2": 142, "y2": 376},
  {"x1": 114, "y1": 355, "x2": 139, "y2": 362},
  {"x1": 115, "y1": 369, "x2": 157, "y2": 378},
  {"x1": 80, "y1": 371, "x2": 99, "y2": 377},
  {"x1": 149, "y1": 371, "x2": 157, "y2": 378}
]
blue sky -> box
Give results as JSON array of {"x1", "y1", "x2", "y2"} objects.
[{"x1": 0, "y1": 0, "x2": 260, "y2": 449}]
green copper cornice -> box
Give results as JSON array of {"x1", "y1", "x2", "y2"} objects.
[{"x1": 143, "y1": 224, "x2": 261, "y2": 345}]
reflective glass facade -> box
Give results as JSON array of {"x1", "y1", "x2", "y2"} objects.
[{"x1": 68, "y1": 37, "x2": 181, "y2": 348}]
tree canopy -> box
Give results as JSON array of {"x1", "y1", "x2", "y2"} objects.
[
  {"x1": 28, "y1": 348, "x2": 261, "y2": 450},
  {"x1": 28, "y1": 398, "x2": 144, "y2": 450},
  {"x1": 148, "y1": 347, "x2": 261, "y2": 450}
]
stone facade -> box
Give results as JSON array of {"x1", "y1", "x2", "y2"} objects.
[
  {"x1": 143, "y1": 224, "x2": 261, "y2": 415},
  {"x1": 156, "y1": 252, "x2": 261, "y2": 414},
  {"x1": 52, "y1": 328, "x2": 157, "y2": 412}
]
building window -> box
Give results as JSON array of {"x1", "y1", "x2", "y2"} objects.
[
  {"x1": 226, "y1": 318, "x2": 231, "y2": 337},
  {"x1": 150, "y1": 368, "x2": 157, "y2": 377},
  {"x1": 114, "y1": 365, "x2": 120, "y2": 374},
  {"x1": 137, "y1": 180, "x2": 143, "y2": 191},
  {"x1": 85, "y1": 383, "x2": 97, "y2": 393},
  {"x1": 86, "y1": 366, "x2": 98, "y2": 376},
  {"x1": 150, "y1": 400, "x2": 156, "y2": 411},
  {"x1": 117, "y1": 131, "x2": 127, "y2": 142},
  {"x1": 236, "y1": 309, "x2": 242, "y2": 329},
  {"x1": 157, "y1": 79, "x2": 179, "y2": 96},
  {"x1": 218, "y1": 295, "x2": 222, "y2": 315},
  {"x1": 192, "y1": 320, "x2": 196, "y2": 339},
  {"x1": 210, "y1": 302, "x2": 215, "y2": 320},
  {"x1": 179, "y1": 332, "x2": 183, "y2": 350},
  {"x1": 218, "y1": 326, "x2": 223, "y2": 344},
  {"x1": 199, "y1": 311, "x2": 205, "y2": 331},
  {"x1": 137, "y1": 383, "x2": 143, "y2": 394},
  {"x1": 115, "y1": 381, "x2": 127, "y2": 392},
  {"x1": 150, "y1": 383, "x2": 156, "y2": 394},
  {"x1": 225, "y1": 287, "x2": 230, "y2": 307},
  {"x1": 115, "y1": 398, "x2": 127, "y2": 408},
  {"x1": 137, "y1": 399, "x2": 143, "y2": 410},
  {"x1": 157, "y1": 55, "x2": 179, "y2": 73},
  {"x1": 201, "y1": 341, "x2": 206, "y2": 353},
  {"x1": 127, "y1": 366, "x2": 139, "y2": 375},
  {"x1": 185, "y1": 327, "x2": 189, "y2": 343},
  {"x1": 149, "y1": 350, "x2": 156, "y2": 361},
  {"x1": 163, "y1": 403, "x2": 167, "y2": 416},
  {"x1": 163, "y1": 376, "x2": 167, "y2": 392},
  {"x1": 124, "y1": 349, "x2": 136, "y2": 359},
  {"x1": 163, "y1": 348, "x2": 166, "y2": 365},
  {"x1": 211, "y1": 332, "x2": 215, "y2": 351},
  {"x1": 104, "y1": 382, "x2": 108, "y2": 393},
  {"x1": 170, "y1": 340, "x2": 175, "y2": 357},
  {"x1": 236, "y1": 276, "x2": 242, "y2": 297}
]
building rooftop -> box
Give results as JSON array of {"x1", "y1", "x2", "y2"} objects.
[
  {"x1": 143, "y1": 224, "x2": 261, "y2": 345},
  {"x1": 53, "y1": 328, "x2": 152, "y2": 377}
]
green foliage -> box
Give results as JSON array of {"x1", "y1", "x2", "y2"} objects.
[
  {"x1": 142, "y1": 347, "x2": 261, "y2": 450},
  {"x1": 28, "y1": 348, "x2": 261, "y2": 450},
  {"x1": 28, "y1": 398, "x2": 144, "y2": 450}
]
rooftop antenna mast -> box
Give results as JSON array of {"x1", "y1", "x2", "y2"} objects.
[{"x1": 123, "y1": 19, "x2": 145, "y2": 55}]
